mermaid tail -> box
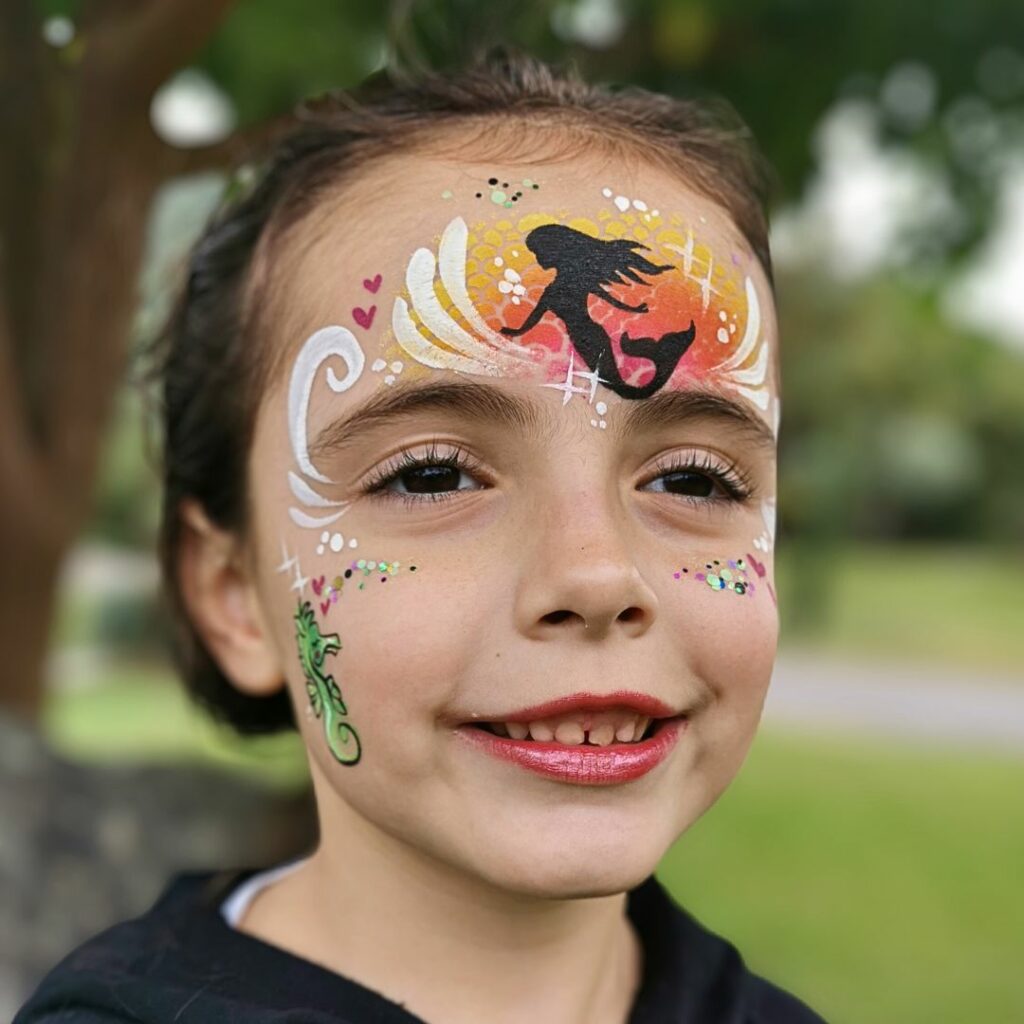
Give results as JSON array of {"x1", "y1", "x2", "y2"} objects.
[{"x1": 614, "y1": 321, "x2": 696, "y2": 399}]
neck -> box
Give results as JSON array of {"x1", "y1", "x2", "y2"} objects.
[{"x1": 242, "y1": 788, "x2": 644, "y2": 1024}]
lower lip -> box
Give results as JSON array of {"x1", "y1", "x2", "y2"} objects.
[{"x1": 455, "y1": 717, "x2": 687, "y2": 786}]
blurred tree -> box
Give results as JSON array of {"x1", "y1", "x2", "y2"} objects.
[{"x1": 0, "y1": 0, "x2": 269, "y2": 720}]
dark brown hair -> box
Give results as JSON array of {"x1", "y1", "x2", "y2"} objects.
[{"x1": 152, "y1": 48, "x2": 774, "y2": 735}]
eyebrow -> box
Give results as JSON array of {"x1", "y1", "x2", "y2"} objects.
[{"x1": 309, "y1": 377, "x2": 776, "y2": 460}]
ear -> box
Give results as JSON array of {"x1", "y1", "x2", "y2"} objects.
[{"x1": 176, "y1": 499, "x2": 283, "y2": 697}]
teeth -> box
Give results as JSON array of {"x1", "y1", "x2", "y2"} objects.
[
  {"x1": 486, "y1": 711, "x2": 659, "y2": 745},
  {"x1": 553, "y1": 721, "x2": 585, "y2": 745},
  {"x1": 615, "y1": 721, "x2": 636, "y2": 743}
]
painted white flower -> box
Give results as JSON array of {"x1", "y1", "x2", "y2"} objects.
[{"x1": 497, "y1": 267, "x2": 528, "y2": 304}]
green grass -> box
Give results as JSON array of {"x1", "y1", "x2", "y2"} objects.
[
  {"x1": 776, "y1": 544, "x2": 1024, "y2": 674},
  {"x1": 42, "y1": 665, "x2": 310, "y2": 793},
  {"x1": 657, "y1": 729, "x2": 1024, "y2": 1024}
]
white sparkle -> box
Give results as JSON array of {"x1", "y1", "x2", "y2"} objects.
[
  {"x1": 695, "y1": 255, "x2": 718, "y2": 309},
  {"x1": 542, "y1": 351, "x2": 608, "y2": 406},
  {"x1": 277, "y1": 540, "x2": 309, "y2": 596},
  {"x1": 275, "y1": 541, "x2": 298, "y2": 577}
]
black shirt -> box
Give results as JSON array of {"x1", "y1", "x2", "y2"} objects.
[{"x1": 14, "y1": 865, "x2": 827, "y2": 1023}]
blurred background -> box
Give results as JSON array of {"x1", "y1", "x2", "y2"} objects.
[{"x1": 2, "y1": 0, "x2": 1022, "y2": 1020}]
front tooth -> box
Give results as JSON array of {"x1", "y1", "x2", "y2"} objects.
[
  {"x1": 588, "y1": 723, "x2": 616, "y2": 746},
  {"x1": 528, "y1": 721, "x2": 554, "y2": 742},
  {"x1": 615, "y1": 720, "x2": 637, "y2": 743},
  {"x1": 506, "y1": 722, "x2": 529, "y2": 740},
  {"x1": 554, "y1": 721, "x2": 585, "y2": 745},
  {"x1": 635, "y1": 717, "x2": 651, "y2": 740}
]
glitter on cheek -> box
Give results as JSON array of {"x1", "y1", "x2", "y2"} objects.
[{"x1": 672, "y1": 556, "x2": 761, "y2": 597}]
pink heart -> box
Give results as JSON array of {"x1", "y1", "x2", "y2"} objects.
[
  {"x1": 320, "y1": 600, "x2": 332, "y2": 616},
  {"x1": 311, "y1": 575, "x2": 326, "y2": 596},
  {"x1": 745, "y1": 553, "x2": 767, "y2": 578},
  {"x1": 353, "y1": 305, "x2": 376, "y2": 330},
  {"x1": 363, "y1": 273, "x2": 382, "y2": 294}
]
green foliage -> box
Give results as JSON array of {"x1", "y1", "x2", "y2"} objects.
[
  {"x1": 777, "y1": 271, "x2": 1024, "y2": 543},
  {"x1": 659, "y1": 729, "x2": 1024, "y2": 1023}
]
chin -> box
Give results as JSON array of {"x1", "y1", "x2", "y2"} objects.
[{"x1": 462, "y1": 803, "x2": 684, "y2": 900}]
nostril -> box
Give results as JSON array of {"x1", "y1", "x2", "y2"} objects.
[
  {"x1": 541, "y1": 609, "x2": 577, "y2": 626},
  {"x1": 617, "y1": 606, "x2": 644, "y2": 624}
]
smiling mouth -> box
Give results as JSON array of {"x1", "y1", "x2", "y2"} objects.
[
  {"x1": 465, "y1": 714, "x2": 683, "y2": 746},
  {"x1": 455, "y1": 711, "x2": 689, "y2": 785}
]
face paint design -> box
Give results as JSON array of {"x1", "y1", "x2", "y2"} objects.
[
  {"x1": 501, "y1": 224, "x2": 695, "y2": 399},
  {"x1": 276, "y1": 541, "x2": 310, "y2": 596},
  {"x1": 286, "y1": 325, "x2": 365, "y2": 529},
  {"x1": 294, "y1": 600, "x2": 361, "y2": 766},
  {"x1": 752, "y1": 497, "x2": 777, "y2": 553},
  {"x1": 474, "y1": 175, "x2": 542, "y2": 207},
  {"x1": 387, "y1": 209, "x2": 774, "y2": 418},
  {"x1": 316, "y1": 530, "x2": 358, "y2": 556},
  {"x1": 673, "y1": 556, "x2": 770, "y2": 598},
  {"x1": 601, "y1": 186, "x2": 658, "y2": 219}
]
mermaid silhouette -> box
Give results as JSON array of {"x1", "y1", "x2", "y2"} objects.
[{"x1": 500, "y1": 224, "x2": 696, "y2": 399}]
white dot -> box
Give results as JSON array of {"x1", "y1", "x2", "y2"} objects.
[
  {"x1": 729, "y1": 323, "x2": 736, "y2": 334},
  {"x1": 511, "y1": 250, "x2": 519, "y2": 257},
  {"x1": 330, "y1": 533, "x2": 344, "y2": 553},
  {"x1": 717, "y1": 328, "x2": 730, "y2": 344},
  {"x1": 390, "y1": 361, "x2": 404, "y2": 373},
  {"x1": 371, "y1": 358, "x2": 387, "y2": 372},
  {"x1": 719, "y1": 311, "x2": 727, "y2": 321},
  {"x1": 602, "y1": 187, "x2": 613, "y2": 197},
  {"x1": 384, "y1": 374, "x2": 396, "y2": 385},
  {"x1": 349, "y1": 538, "x2": 358, "y2": 548},
  {"x1": 316, "y1": 545, "x2": 325, "y2": 556},
  {"x1": 595, "y1": 401, "x2": 608, "y2": 415},
  {"x1": 494, "y1": 256, "x2": 504, "y2": 266},
  {"x1": 590, "y1": 419, "x2": 598, "y2": 427},
  {"x1": 651, "y1": 210, "x2": 659, "y2": 217},
  {"x1": 614, "y1": 195, "x2": 630, "y2": 212},
  {"x1": 632, "y1": 199, "x2": 648, "y2": 211},
  {"x1": 599, "y1": 420, "x2": 607, "y2": 429},
  {"x1": 700, "y1": 215, "x2": 707, "y2": 223},
  {"x1": 320, "y1": 531, "x2": 330, "y2": 543}
]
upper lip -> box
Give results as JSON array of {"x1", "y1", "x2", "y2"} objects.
[{"x1": 460, "y1": 690, "x2": 682, "y2": 725}]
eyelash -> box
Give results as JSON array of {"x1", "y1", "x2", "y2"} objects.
[
  {"x1": 362, "y1": 443, "x2": 487, "y2": 507},
  {"x1": 362, "y1": 443, "x2": 754, "y2": 509}
]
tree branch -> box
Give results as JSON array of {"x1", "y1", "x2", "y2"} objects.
[
  {"x1": 157, "y1": 111, "x2": 296, "y2": 179},
  {"x1": 88, "y1": 0, "x2": 239, "y2": 102}
]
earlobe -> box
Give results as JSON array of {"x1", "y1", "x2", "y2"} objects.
[{"x1": 177, "y1": 499, "x2": 284, "y2": 697}]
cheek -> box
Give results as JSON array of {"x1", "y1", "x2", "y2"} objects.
[
  {"x1": 305, "y1": 558, "x2": 483, "y2": 763},
  {"x1": 665, "y1": 558, "x2": 779, "y2": 715}
]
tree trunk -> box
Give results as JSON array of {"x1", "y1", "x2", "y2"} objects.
[{"x1": 0, "y1": 0, "x2": 243, "y2": 721}]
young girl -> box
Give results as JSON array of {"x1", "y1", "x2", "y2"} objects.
[{"x1": 16, "y1": 51, "x2": 825, "y2": 1024}]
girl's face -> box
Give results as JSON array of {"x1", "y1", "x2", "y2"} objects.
[{"x1": 245, "y1": 150, "x2": 780, "y2": 897}]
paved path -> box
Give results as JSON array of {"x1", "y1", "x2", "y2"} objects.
[{"x1": 764, "y1": 651, "x2": 1024, "y2": 753}]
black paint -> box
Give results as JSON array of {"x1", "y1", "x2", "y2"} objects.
[{"x1": 500, "y1": 225, "x2": 695, "y2": 400}]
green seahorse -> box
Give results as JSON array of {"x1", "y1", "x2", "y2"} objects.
[{"x1": 294, "y1": 600, "x2": 361, "y2": 766}]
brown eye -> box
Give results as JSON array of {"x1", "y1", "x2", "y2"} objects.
[
  {"x1": 657, "y1": 470, "x2": 715, "y2": 497},
  {"x1": 396, "y1": 465, "x2": 466, "y2": 494}
]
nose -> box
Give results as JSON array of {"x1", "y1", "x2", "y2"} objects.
[{"x1": 513, "y1": 493, "x2": 658, "y2": 642}]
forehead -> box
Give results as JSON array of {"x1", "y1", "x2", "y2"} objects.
[{"x1": 267, "y1": 148, "x2": 778, "y2": 434}]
